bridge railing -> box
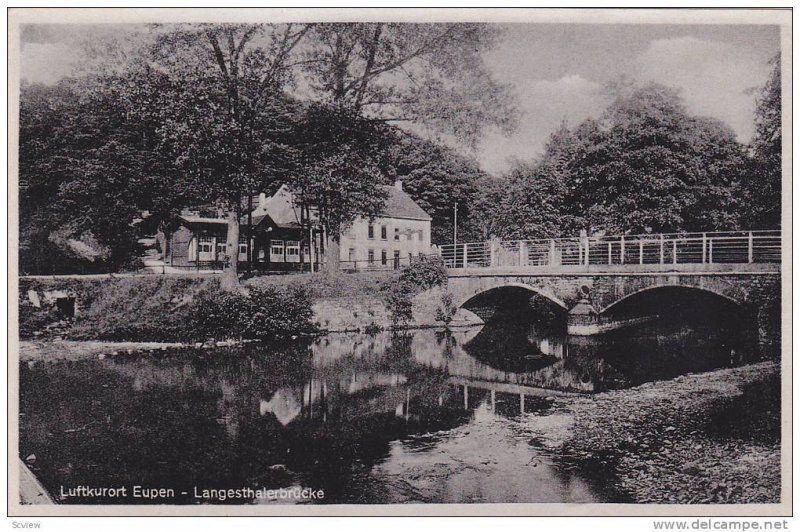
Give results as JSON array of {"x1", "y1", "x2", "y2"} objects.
[{"x1": 438, "y1": 230, "x2": 781, "y2": 269}]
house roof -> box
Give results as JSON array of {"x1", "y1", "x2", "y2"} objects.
[
  {"x1": 379, "y1": 185, "x2": 432, "y2": 221},
  {"x1": 185, "y1": 183, "x2": 431, "y2": 230},
  {"x1": 180, "y1": 215, "x2": 229, "y2": 225},
  {"x1": 261, "y1": 185, "x2": 306, "y2": 228}
]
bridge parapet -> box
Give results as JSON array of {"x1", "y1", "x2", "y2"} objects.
[{"x1": 439, "y1": 230, "x2": 781, "y2": 271}]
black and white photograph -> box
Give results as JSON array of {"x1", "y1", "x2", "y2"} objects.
[{"x1": 8, "y1": 7, "x2": 791, "y2": 518}]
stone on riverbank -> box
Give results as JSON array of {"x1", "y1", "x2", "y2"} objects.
[{"x1": 557, "y1": 361, "x2": 781, "y2": 504}]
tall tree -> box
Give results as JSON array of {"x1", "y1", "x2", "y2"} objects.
[
  {"x1": 301, "y1": 23, "x2": 517, "y2": 146},
  {"x1": 573, "y1": 84, "x2": 747, "y2": 233},
  {"x1": 743, "y1": 52, "x2": 782, "y2": 229},
  {"x1": 288, "y1": 103, "x2": 389, "y2": 266},
  {"x1": 297, "y1": 23, "x2": 517, "y2": 267},
  {"x1": 115, "y1": 23, "x2": 310, "y2": 287},
  {"x1": 479, "y1": 83, "x2": 749, "y2": 240},
  {"x1": 381, "y1": 132, "x2": 489, "y2": 245},
  {"x1": 19, "y1": 80, "x2": 170, "y2": 274}
]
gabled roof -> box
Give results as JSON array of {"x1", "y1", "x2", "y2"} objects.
[
  {"x1": 379, "y1": 185, "x2": 432, "y2": 221},
  {"x1": 192, "y1": 183, "x2": 432, "y2": 229},
  {"x1": 179, "y1": 215, "x2": 229, "y2": 225},
  {"x1": 259, "y1": 185, "x2": 306, "y2": 229}
]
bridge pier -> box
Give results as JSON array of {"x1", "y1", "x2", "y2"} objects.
[{"x1": 567, "y1": 298, "x2": 599, "y2": 335}]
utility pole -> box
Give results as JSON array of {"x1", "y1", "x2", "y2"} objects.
[
  {"x1": 453, "y1": 201, "x2": 458, "y2": 246},
  {"x1": 247, "y1": 194, "x2": 252, "y2": 275}
]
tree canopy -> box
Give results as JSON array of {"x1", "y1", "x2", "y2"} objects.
[
  {"x1": 19, "y1": 80, "x2": 172, "y2": 274},
  {"x1": 481, "y1": 83, "x2": 752, "y2": 240},
  {"x1": 301, "y1": 23, "x2": 518, "y2": 146},
  {"x1": 741, "y1": 53, "x2": 782, "y2": 229}
]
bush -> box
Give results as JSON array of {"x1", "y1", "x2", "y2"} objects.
[
  {"x1": 242, "y1": 284, "x2": 317, "y2": 339},
  {"x1": 382, "y1": 280, "x2": 415, "y2": 328},
  {"x1": 377, "y1": 257, "x2": 448, "y2": 328},
  {"x1": 189, "y1": 284, "x2": 318, "y2": 341},
  {"x1": 435, "y1": 291, "x2": 457, "y2": 326},
  {"x1": 19, "y1": 276, "x2": 318, "y2": 342},
  {"x1": 398, "y1": 256, "x2": 447, "y2": 291},
  {"x1": 19, "y1": 304, "x2": 57, "y2": 338}
]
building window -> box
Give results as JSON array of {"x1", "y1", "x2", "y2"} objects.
[
  {"x1": 381, "y1": 225, "x2": 387, "y2": 240},
  {"x1": 215, "y1": 241, "x2": 227, "y2": 257},
  {"x1": 381, "y1": 249, "x2": 387, "y2": 265},
  {"x1": 238, "y1": 234, "x2": 248, "y2": 256},
  {"x1": 418, "y1": 229, "x2": 424, "y2": 241},
  {"x1": 368, "y1": 224, "x2": 375, "y2": 239},
  {"x1": 198, "y1": 236, "x2": 214, "y2": 254},
  {"x1": 394, "y1": 228, "x2": 400, "y2": 241},
  {"x1": 270, "y1": 239, "x2": 285, "y2": 261},
  {"x1": 286, "y1": 240, "x2": 300, "y2": 263},
  {"x1": 368, "y1": 249, "x2": 375, "y2": 264},
  {"x1": 393, "y1": 250, "x2": 401, "y2": 269}
]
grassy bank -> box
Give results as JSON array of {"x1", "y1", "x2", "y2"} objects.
[
  {"x1": 556, "y1": 361, "x2": 781, "y2": 504},
  {"x1": 19, "y1": 275, "x2": 317, "y2": 342},
  {"x1": 18, "y1": 263, "x2": 445, "y2": 342}
]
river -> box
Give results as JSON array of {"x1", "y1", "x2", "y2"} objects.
[{"x1": 18, "y1": 299, "x2": 753, "y2": 505}]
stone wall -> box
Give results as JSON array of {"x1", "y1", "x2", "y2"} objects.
[{"x1": 312, "y1": 287, "x2": 482, "y2": 333}]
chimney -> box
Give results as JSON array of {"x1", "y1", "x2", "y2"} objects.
[
  {"x1": 394, "y1": 179, "x2": 404, "y2": 191},
  {"x1": 258, "y1": 192, "x2": 267, "y2": 208}
]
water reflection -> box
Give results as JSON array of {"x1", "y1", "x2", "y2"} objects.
[{"x1": 19, "y1": 308, "x2": 748, "y2": 505}]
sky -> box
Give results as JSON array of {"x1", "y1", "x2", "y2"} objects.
[{"x1": 20, "y1": 22, "x2": 780, "y2": 176}]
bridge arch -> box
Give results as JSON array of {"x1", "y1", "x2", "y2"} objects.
[
  {"x1": 454, "y1": 281, "x2": 568, "y2": 311},
  {"x1": 597, "y1": 284, "x2": 744, "y2": 316}
]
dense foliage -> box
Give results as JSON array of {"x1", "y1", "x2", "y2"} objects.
[
  {"x1": 397, "y1": 256, "x2": 448, "y2": 290},
  {"x1": 741, "y1": 53, "x2": 782, "y2": 229},
  {"x1": 382, "y1": 257, "x2": 448, "y2": 327},
  {"x1": 18, "y1": 25, "x2": 781, "y2": 275},
  {"x1": 19, "y1": 276, "x2": 317, "y2": 342},
  {"x1": 192, "y1": 285, "x2": 317, "y2": 340},
  {"x1": 478, "y1": 82, "x2": 776, "y2": 239},
  {"x1": 19, "y1": 23, "x2": 515, "y2": 275},
  {"x1": 19, "y1": 81, "x2": 172, "y2": 274},
  {"x1": 382, "y1": 132, "x2": 490, "y2": 244}
]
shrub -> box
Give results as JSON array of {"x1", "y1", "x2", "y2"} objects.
[
  {"x1": 19, "y1": 276, "x2": 318, "y2": 342},
  {"x1": 190, "y1": 288, "x2": 248, "y2": 340},
  {"x1": 383, "y1": 280, "x2": 415, "y2": 328},
  {"x1": 379, "y1": 257, "x2": 447, "y2": 328},
  {"x1": 188, "y1": 284, "x2": 318, "y2": 341},
  {"x1": 243, "y1": 284, "x2": 317, "y2": 339},
  {"x1": 398, "y1": 256, "x2": 447, "y2": 291},
  {"x1": 435, "y1": 291, "x2": 457, "y2": 326},
  {"x1": 19, "y1": 304, "x2": 57, "y2": 338}
]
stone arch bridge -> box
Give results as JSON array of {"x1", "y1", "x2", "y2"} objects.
[
  {"x1": 438, "y1": 231, "x2": 782, "y2": 354},
  {"x1": 447, "y1": 264, "x2": 780, "y2": 316}
]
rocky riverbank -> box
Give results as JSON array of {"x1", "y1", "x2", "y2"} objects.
[{"x1": 550, "y1": 360, "x2": 781, "y2": 504}]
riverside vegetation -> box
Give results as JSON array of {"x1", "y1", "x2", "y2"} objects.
[{"x1": 18, "y1": 259, "x2": 450, "y2": 343}]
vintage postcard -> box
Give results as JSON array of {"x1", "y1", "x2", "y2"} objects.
[{"x1": 7, "y1": 7, "x2": 792, "y2": 518}]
